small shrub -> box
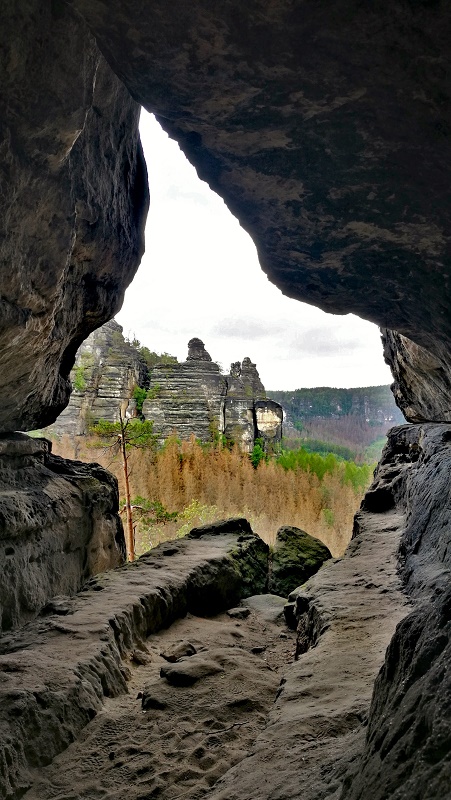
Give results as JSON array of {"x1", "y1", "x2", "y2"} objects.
[
  {"x1": 73, "y1": 364, "x2": 87, "y2": 392},
  {"x1": 250, "y1": 438, "x2": 266, "y2": 469}
]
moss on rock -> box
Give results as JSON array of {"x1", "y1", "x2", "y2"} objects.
[{"x1": 270, "y1": 525, "x2": 331, "y2": 598}]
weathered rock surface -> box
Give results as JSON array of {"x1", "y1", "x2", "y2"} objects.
[
  {"x1": 207, "y1": 423, "x2": 451, "y2": 800},
  {"x1": 342, "y1": 423, "x2": 451, "y2": 800},
  {"x1": 270, "y1": 525, "x2": 332, "y2": 598},
  {"x1": 382, "y1": 329, "x2": 451, "y2": 423},
  {"x1": 223, "y1": 358, "x2": 263, "y2": 451},
  {"x1": 0, "y1": 2, "x2": 148, "y2": 432},
  {"x1": 160, "y1": 653, "x2": 224, "y2": 686},
  {"x1": 242, "y1": 593, "x2": 287, "y2": 625},
  {"x1": 143, "y1": 340, "x2": 228, "y2": 444},
  {"x1": 48, "y1": 331, "x2": 283, "y2": 450},
  {"x1": 207, "y1": 502, "x2": 409, "y2": 800},
  {"x1": 47, "y1": 320, "x2": 148, "y2": 437},
  {"x1": 23, "y1": 599, "x2": 293, "y2": 800},
  {"x1": 0, "y1": 523, "x2": 268, "y2": 798},
  {"x1": 0, "y1": 433, "x2": 124, "y2": 634},
  {"x1": 187, "y1": 518, "x2": 269, "y2": 602},
  {"x1": 1, "y1": 4, "x2": 451, "y2": 797},
  {"x1": 70, "y1": 0, "x2": 451, "y2": 376},
  {"x1": 1, "y1": 3, "x2": 451, "y2": 431},
  {"x1": 255, "y1": 400, "x2": 284, "y2": 451},
  {"x1": 143, "y1": 340, "x2": 282, "y2": 451}
]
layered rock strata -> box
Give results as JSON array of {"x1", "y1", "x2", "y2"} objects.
[
  {"x1": 224, "y1": 357, "x2": 267, "y2": 452},
  {"x1": 49, "y1": 320, "x2": 148, "y2": 437},
  {"x1": 48, "y1": 332, "x2": 282, "y2": 452},
  {"x1": 0, "y1": 522, "x2": 268, "y2": 799},
  {"x1": 143, "y1": 339, "x2": 228, "y2": 443},
  {"x1": 0, "y1": 434, "x2": 124, "y2": 634},
  {"x1": 382, "y1": 330, "x2": 451, "y2": 423},
  {"x1": 143, "y1": 340, "x2": 283, "y2": 452}
]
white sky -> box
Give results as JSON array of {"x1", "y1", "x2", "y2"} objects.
[{"x1": 116, "y1": 111, "x2": 393, "y2": 390}]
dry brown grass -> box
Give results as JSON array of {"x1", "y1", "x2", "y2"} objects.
[{"x1": 52, "y1": 434, "x2": 372, "y2": 558}]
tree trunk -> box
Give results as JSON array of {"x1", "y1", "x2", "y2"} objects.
[{"x1": 119, "y1": 414, "x2": 135, "y2": 561}]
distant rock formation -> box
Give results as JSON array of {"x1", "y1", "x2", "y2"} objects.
[
  {"x1": 46, "y1": 325, "x2": 283, "y2": 453},
  {"x1": 144, "y1": 341, "x2": 282, "y2": 452},
  {"x1": 143, "y1": 339, "x2": 227, "y2": 444},
  {"x1": 46, "y1": 320, "x2": 148, "y2": 437}
]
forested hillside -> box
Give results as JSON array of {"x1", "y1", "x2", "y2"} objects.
[
  {"x1": 267, "y1": 385, "x2": 404, "y2": 463},
  {"x1": 267, "y1": 385, "x2": 404, "y2": 426}
]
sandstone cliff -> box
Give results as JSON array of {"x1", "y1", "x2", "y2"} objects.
[
  {"x1": 143, "y1": 339, "x2": 282, "y2": 452},
  {"x1": 0, "y1": 434, "x2": 124, "y2": 634},
  {"x1": 49, "y1": 319, "x2": 148, "y2": 437},
  {"x1": 48, "y1": 330, "x2": 283, "y2": 453}
]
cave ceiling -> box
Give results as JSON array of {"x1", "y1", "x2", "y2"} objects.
[{"x1": 71, "y1": 0, "x2": 451, "y2": 357}]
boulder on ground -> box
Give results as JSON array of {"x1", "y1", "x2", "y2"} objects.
[
  {"x1": 160, "y1": 655, "x2": 223, "y2": 686},
  {"x1": 270, "y1": 526, "x2": 331, "y2": 598},
  {"x1": 160, "y1": 641, "x2": 197, "y2": 662},
  {"x1": 242, "y1": 594, "x2": 287, "y2": 625}
]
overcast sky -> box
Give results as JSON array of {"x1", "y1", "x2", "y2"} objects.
[{"x1": 116, "y1": 111, "x2": 393, "y2": 390}]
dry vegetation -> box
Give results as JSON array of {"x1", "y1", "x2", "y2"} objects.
[{"x1": 53, "y1": 435, "x2": 375, "y2": 558}]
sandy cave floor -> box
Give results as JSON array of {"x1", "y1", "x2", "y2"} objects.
[{"x1": 24, "y1": 599, "x2": 296, "y2": 800}]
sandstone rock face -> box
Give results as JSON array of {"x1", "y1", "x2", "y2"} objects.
[
  {"x1": 0, "y1": 523, "x2": 268, "y2": 797},
  {"x1": 340, "y1": 423, "x2": 451, "y2": 799},
  {"x1": 382, "y1": 329, "x2": 451, "y2": 423},
  {"x1": 0, "y1": 434, "x2": 125, "y2": 634},
  {"x1": 143, "y1": 340, "x2": 282, "y2": 451},
  {"x1": 224, "y1": 357, "x2": 266, "y2": 452},
  {"x1": 143, "y1": 340, "x2": 228, "y2": 443},
  {"x1": 46, "y1": 332, "x2": 283, "y2": 451},
  {"x1": 0, "y1": 2, "x2": 148, "y2": 433},
  {"x1": 269, "y1": 525, "x2": 332, "y2": 598},
  {"x1": 186, "y1": 338, "x2": 212, "y2": 362},
  {"x1": 204, "y1": 423, "x2": 451, "y2": 800},
  {"x1": 255, "y1": 400, "x2": 284, "y2": 450},
  {"x1": 48, "y1": 320, "x2": 148, "y2": 437}
]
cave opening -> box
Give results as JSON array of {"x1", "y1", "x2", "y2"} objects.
[{"x1": 117, "y1": 110, "x2": 393, "y2": 393}]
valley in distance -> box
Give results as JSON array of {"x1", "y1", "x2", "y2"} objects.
[{"x1": 38, "y1": 320, "x2": 403, "y2": 559}]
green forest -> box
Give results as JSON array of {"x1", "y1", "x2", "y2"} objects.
[{"x1": 267, "y1": 385, "x2": 404, "y2": 464}]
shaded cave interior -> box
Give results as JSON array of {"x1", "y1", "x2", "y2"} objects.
[{"x1": 1, "y1": 2, "x2": 451, "y2": 798}]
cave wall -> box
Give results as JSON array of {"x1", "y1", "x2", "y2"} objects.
[
  {"x1": 342, "y1": 423, "x2": 451, "y2": 799},
  {"x1": 0, "y1": 4, "x2": 450, "y2": 796},
  {"x1": 0, "y1": 434, "x2": 125, "y2": 634},
  {"x1": 382, "y1": 329, "x2": 451, "y2": 423},
  {"x1": 0, "y1": 1, "x2": 148, "y2": 433}
]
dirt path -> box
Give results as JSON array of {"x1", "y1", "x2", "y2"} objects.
[{"x1": 24, "y1": 598, "x2": 295, "y2": 800}]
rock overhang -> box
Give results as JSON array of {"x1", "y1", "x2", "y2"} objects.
[
  {"x1": 69, "y1": 0, "x2": 451, "y2": 353},
  {"x1": 1, "y1": 0, "x2": 451, "y2": 429}
]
